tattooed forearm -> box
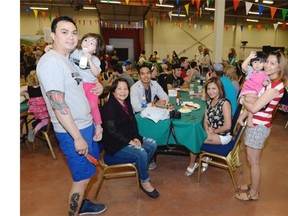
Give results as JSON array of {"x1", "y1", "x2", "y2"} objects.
[
  {"x1": 68, "y1": 193, "x2": 80, "y2": 216},
  {"x1": 46, "y1": 90, "x2": 69, "y2": 115}
]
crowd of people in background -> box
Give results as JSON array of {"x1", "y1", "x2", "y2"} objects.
[{"x1": 20, "y1": 18, "x2": 288, "y2": 214}]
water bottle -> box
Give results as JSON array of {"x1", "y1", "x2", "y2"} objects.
[
  {"x1": 79, "y1": 48, "x2": 88, "y2": 69},
  {"x1": 141, "y1": 95, "x2": 147, "y2": 108}
]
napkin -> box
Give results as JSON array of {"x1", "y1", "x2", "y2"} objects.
[{"x1": 140, "y1": 107, "x2": 170, "y2": 123}]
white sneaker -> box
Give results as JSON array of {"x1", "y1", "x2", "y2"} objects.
[
  {"x1": 148, "y1": 162, "x2": 157, "y2": 170},
  {"x1": 184, "y1": 163, "x2": 199, "y2": 176},
  {"x1": 201, "y1": 157, "x2": 212, "y2": 172}
]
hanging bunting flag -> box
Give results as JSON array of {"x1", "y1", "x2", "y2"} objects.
[
  {"x1": 121, "y1": 24, "x2": 123, "y2": 30},
  {"x1": 88, "y1": 0, "x2": 92, "y2": 3},
  {"x1": 159, "y1": 0, "x2": 163, "y2": 4},
  {"x1": 270, "y1": 7, "x2": 277, "y2": 20},
  {"x1": 144, "y1": 20, "x2": 148, "y2": 28},
  {"x1": 135, "y1": 22, "x2": 139, "y2": 29},
  {"x1": 83, "y1": 20, "x2": 86, "y2": 25},
  {"x1": 273, "y1": 23, "x2": 278, "y2": 30},
  {"x1": 205, "y1": 24, "x2": 209, "y2": 30},
  {"x1": 41, "y1": 11, "x2": 47, "y2": 20},
  {"x1": 162, "y1": 13, "x2": 167, "y2": 21},
  {"x1": 282, "y1": 22, "x2": 287, "y2": 30},
  {"x1": 79, "y1": 20, "x2": 82, "y2": 25},
  {"x1": 49, "y1": 12, "x2": 52, "y2": 21},
  {"x1": 212, "y1": 25, "x2": 214, "y2": 31},
  {"x1": 248, "y1": 25, "x2": 252, "y2": 31},
  {"x1": 225, "y1": 25, "x2": 229, "y2": 31},
  {"x1": 196, "y1": 0, "x2": 200, "y2": 11},
  {"x1": 149, "y1": 18, "x2": 154, "y2": 26},
  {"x1": 191, "y1": 0, "x2": 195, "y2": 5},
  {"x1": 33, "y1": 9, "x2": 38, "y2": 19},
  {"x1": 194, "y1": 24, "x2": 197, "y2": 29},
  {"x1": 206, "y1": 0, "x2": 211, "y2": 7},
  {"x1": 176, "y1": 0, "x2": 180, "y2": 5},
  {"x1": 189, "y1": 23, "x2": 192, "y2": 29},
  {"x1": 199, "y1": 7, "x2": 202, "y2": 17},
  {"x1": 282, "y1": 9, "x2": 288, "y2": 20},
  {"x1": 256, "y1": 24, "x2": 262, "y2": 31},
  {"x1": 142, "y1": 0, "x2": 147, "y2": 5},
  {"x1": 200, "y1": 24, "x2": 203, "y2": 30},
  {"x1": 25, "y1": 6, "x2": 30, "y2": 14},
  {"x1": 168, "y1": 11, "x2": 172, "y2": 21},
  {"x1": 264, "y1": 24, "x2": 269, "y2": 30},
  {"x1": 233, "y1": 0, "x2": 240, "y2": 12},
  {"x1": 89, "y1": 20, "x2": 92, "y2": 25},
  {"x1": 240, "y1": 25, "x2": 244, "y2": 31},
  {"x1": 232, "y1": 25, "x2": 236, "y2": 31},
  {"x1": 114, "y1": 24, "x2": 117, "y2": 30},
  {"x1": 185, "y1": 4, "x2": 189, "y2": 15},
  {"x1": 245, "y1": 2, "x2": 253, "y2": 15},
  {"x1": 125, "y1": 0, "x2": 129, "y2": 5},
  {"x1": 258, "y1": 5, "x2": 265, "y2": 16}
]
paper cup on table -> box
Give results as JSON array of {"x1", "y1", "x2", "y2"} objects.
[
  {"x1": 189, "y1": 83, "x2": 194, "y2": 90},
  {"x1": 189, "y1": 90, "x2": 194, "y2": 96},
  {"x1": 197, "y1": 86, "x2": 202, "y2": 93}
]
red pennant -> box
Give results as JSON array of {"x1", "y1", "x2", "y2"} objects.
[
  {"x1": 225, "y1": 25, "x2": 229, "y2": 31},
  {"x1": 41, "y1": 11, "x2": 47, "y2": 20},
  {"x1": 256, "y1": 24, "x2": 262, "y2": 31},
  {"x1": 233, "y1": 0, "x2": 240, "y2": 12},
  {"x1": 282, "y1": 22, "x2": 287, "y2": 30},
  {"x1": 270, "y1": 7, "x2": 277, "y2": 20}
]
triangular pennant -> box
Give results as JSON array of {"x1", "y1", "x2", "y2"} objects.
[
  {"x1": 125, "y1": 0, "x2": 129, "y2": 5},
  {"x1": 177, "y1": 7, "x2": 181, "y2": 16},
  {"x1": 207, "y1": 0, "x2": 211, "y2": 7},
  {"x1": 282, "y1": 9, "x2": 288, "y2": 20},
  {"x1": 196, "y1": 0, "x2": 200, "y2": 11},
  {"x1": 191, "y1": 0, "x2": 195, "y2": 5},
  {"x1": 185, "y1": 4, "x2": 189, "y2": 15},
  {"x1": 144, "y1": 20, "x2": 148, "y2": 28},
  {"x1": 189, "y1": 23, "x2": 192, "y2": 29},
  {"x1": 41, "y1": 11, "x2": 47, "y2": 20},
  {"x1": 149, "y1": 18, "x2": 154, "y2": 26},
  {"x1": 33, "y1": 9, "x2": 38, "y2": 19},
  {"x1": 159, "y1": 0, "x2": 163, "y2": 4},
  {"x1": 25, "y1": 6, "x2": 30, "y2": 14},
  {"x1": 225, "y1": 25, "x2": 229, "y2": 31},
  {"x1": 49, "y1": 12, "x2": 52, "y2": 21},
  {"x1": 200, "y1": 24, "x2": 203, "y2": 30},
  {"x1": 282, "y1": 22, "x2": 287, "y2": 30},
  {"x1": 233, "y1": 0, "x2": 240, "y2": 12},
  {"x1": 169, "y1": 11, "x2": 172, "y2": 21},
  {"x1": 176, "y1": 0, "x2": 180, "y2": 5},
  {"x1": 89, "y1": 20, "x2": 92, "y2": 25},
  {"x1": 162, "y1": 13, "x2": 167, "y2": 21},
  {"x1": 258, "y1": 5, "x2": 265, "y2": 16},
  {"x1": 83, "y1": 20, "x2": 85, "y2": 25},
  {"x1": 273, "y1": 23, "x2": 278, "y2": 30},
  {"x1": 142, "y1": 0, "x2": 147, "y2": 5},
  {"x1": 194, "y1": 24, "x2": 197, "y2": 29},
  {"x1": 199, "y1": 7, "x2": 202, "y2": 17},
  {"x1": 240, "y1": 25, "x2": 244, "y2": 32},
  {"x1": 270, "y1": 7, "x2": 277, "y2": 20},
  {"x1": 205, "y1": 24, "x2": 209, "y2": 30},
  {"x1": 232, "y1": 25, "x2": 236, "y2": 31},
  {"x1": 248, "y1": 25, "x2": 252, "y2": 31},
  {"x1": 256, "y1": 24, "x2": 262, "y2": 31},
  {"x1": 88, "y1": 0, "x2": 92, "y2": 3},
  {"x1": 264, "y1": 24, "x2": 270, "y2": 30},
  {"x1": 245, "y1": 2, "x2": 253, "y2": 15}
]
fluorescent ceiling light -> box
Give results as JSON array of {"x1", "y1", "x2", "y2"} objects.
[
  {"x1": 171, "y1": 13, "x2": 186, "y2": 17},
  {"x1": 83, "y1": 6, "x2": 97, "y2": 10},
  {"x1": 248, "y1": 11, "x2": 259, "y2": 15},
  {"x1": 205, "y1": 7, "x2": 215, "y2": 11},
  {"x1": 254, "y1": 0, "x2": 259, "y2": 2},
  {"x1": 263, "y1": 0, "x2": 274, "y2": 4},
  {"x1": 156, "y1": 4, "x2": 174, "y2": 8},
  {"x1": 100, "y1": 0, "x2": 121, "y2": 4},
  {"x1": 277, "y1": 22, "x2": 283, "y2": 24},
  {"x1": 30, "y1": 7, "x2": 49, "y2": 10},
  {"x1": 246, "y1": 18, "x2": 259, "y2": 22}
]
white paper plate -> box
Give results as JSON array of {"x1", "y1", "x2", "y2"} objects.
[
  {"x1": 178, "y1": 108, "x2": 192, "y2": 113},
  {"x1": 181, "y1": 101, "x2": 201, "y2": 110}
]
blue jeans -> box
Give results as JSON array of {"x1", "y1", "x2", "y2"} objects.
[{"x1": 107, "y1": 137, "x2": 157, "y2": 183}]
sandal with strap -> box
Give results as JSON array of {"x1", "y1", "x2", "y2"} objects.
[
  {"x1": 184, "y1": 163, "x2": 199, "y2": 176},
  {"x1": 235, "y1": 191, "x2": 258, "y2": 201},
  {"x1": 237, "y1": 184, "x2": 251, "y2": 192}
]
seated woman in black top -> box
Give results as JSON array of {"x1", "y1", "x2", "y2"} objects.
[{"x1": 100, "y1": 78, "x2": 159, "y2": 199}]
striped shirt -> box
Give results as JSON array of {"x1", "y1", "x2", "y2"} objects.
[{"x1": 253, "y1": 80, "x2": 284, "y2": 128}]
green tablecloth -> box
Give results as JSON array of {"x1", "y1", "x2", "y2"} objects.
[
  {"x1": 20, "y1": 100, "x2": 28, "y2": 113},
  {"x1": 135, "y1": 91, "x2": 207, "y2": 154}
]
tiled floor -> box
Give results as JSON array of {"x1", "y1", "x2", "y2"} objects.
[{"x1": 20, "y1": 111, "x2": 288, "y2": 216}]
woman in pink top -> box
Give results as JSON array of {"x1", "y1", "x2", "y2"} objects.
[{"x1": 235, "y1": 51, "x2": 288, "y2": 201}]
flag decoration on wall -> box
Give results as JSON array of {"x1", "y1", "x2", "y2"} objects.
[{"x1": 23, "y1": 0, "x2": 287, "y2": 31}]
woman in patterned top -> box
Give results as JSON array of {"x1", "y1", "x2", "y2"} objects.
[
  {"x1": 184, "y1": 77, "x2": 232, "y2": 177},
  {"x1": 203, "y1": 77, "x2": 232, "y2": 144},
  {"x1": 236, "y1": 51, "x2": 288, "y2": 201}
]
